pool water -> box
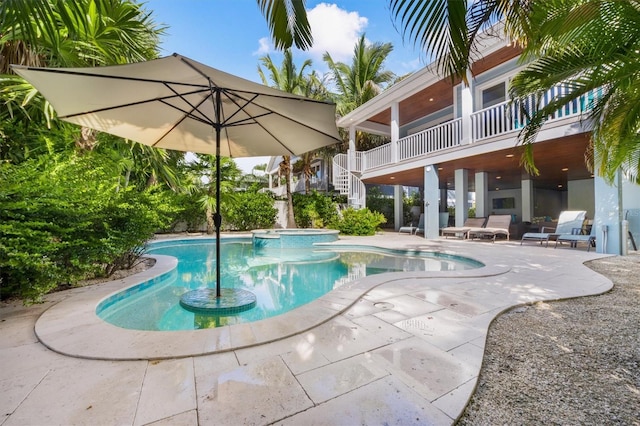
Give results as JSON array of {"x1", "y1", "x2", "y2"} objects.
[{"x1": 97, "y1": 239, "x2": 482, "y2": 331}]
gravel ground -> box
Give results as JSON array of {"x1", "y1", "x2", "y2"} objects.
[{"x1": 457, "y1": 254, "x2": 640, "y2": 425}]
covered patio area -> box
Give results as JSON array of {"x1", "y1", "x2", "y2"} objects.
[{"x1": 363, "y1": 133, "x2": 594, "y2": 241}]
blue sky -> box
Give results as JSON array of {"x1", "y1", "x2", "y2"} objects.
[{"x1": 143, "y1": 0, "x2": 427, "y2": 172}]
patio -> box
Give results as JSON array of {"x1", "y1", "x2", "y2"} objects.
[{"x1": 0, "y1": 233, "x2": 612, "y2": 425}]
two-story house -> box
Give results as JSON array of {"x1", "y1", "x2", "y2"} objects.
[{"x1": 332, "y1": 24, "x2": 640, "y2": 255}]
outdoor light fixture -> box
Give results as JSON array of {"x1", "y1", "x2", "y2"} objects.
[
  {"x1": 562, "y1": 167, "x2": 569, "y2": 171},
  {"x1": 505, "y1": 154, "x2": 514, "y2": 158}
]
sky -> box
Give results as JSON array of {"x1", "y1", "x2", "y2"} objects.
[{"x1": 142, "y1": 0, "x2": 427, "y2": 173}]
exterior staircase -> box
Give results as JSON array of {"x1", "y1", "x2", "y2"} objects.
[{"x1": 333, "y1": 152, "x2": 366, "y2": 209}]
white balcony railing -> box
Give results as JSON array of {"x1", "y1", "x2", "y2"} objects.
[
  {"x1": 398, "y1": 118, "x2": 462, "y2": 162},
  {"x1": 340, "y1": 85, "x2": 601, "y2": 175},
  {"x1": 363, "y1": 144, "x2": 392, "y2": 169},
  {"x1": 353, "y1": 151, "x2": 364, "y2": 172},
  {"x1": 472, "y1": 86, "x2": 601, "y2": 141}
]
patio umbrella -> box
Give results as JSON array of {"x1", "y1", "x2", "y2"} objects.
[{"x1": 12, "y1": 53, "x2": 342, "y2": 299}]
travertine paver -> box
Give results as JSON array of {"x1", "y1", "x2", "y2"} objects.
[{"x1": 0, "y1": 233, "x2": 613, "y2": 425}]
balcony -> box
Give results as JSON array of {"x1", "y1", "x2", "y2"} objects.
[{"x1": 351, "y1": 86, "x2": 599, "y2": 174}]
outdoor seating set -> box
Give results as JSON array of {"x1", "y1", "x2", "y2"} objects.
[
  {"x1": 401, "y1": 214, "x2": 511, "y2": 241},
  {"x1": 401, "y1": 210, "x2": 595, "y2": 250},
  {"x1": 399, "y1": 213, "x2": 425, "y2": 235},
  {"x1": 440, "y1": 215, "x2": 511, "y2": 241},
  {"x1": 520, "y1": 210, "x2": 595, "y2": 251}
]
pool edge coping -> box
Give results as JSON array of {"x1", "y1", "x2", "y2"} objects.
[{"x1": 34, "y1": 241, "x2": 508, "y2": 361}]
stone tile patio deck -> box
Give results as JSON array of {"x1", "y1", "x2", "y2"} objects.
[{"x1": 0, "y1": 233, "x2": 612, "y2": 425}]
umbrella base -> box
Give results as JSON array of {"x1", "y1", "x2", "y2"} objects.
[{"x1": 180, "y1": 288, "x2": 256, "y2": 315}]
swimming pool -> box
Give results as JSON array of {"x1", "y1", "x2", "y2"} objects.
[{"x1": 97, "y1": 238, "x2": 483, "y2": 331}]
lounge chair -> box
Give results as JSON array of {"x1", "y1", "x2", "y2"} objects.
[
  {"x1": 441, "y1": 217, "x2": 486, "y2": 239},
  {"x1": 555, "y1": 224, "x2": 596, "y2": 251},
  {"x1": 468, "y1": 214, "x2": 512, "y2": 241},
  {"x1": 399, "y1": 213, "x2": 423, "y2": 234},
  {"x1": 521, "y1": 210, "x2": 587, "y2": 247}
]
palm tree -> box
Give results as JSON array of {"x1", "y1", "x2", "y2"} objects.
[
  {"x1": 0, "y1": 0, "x2": 184, "y2": 187},
  {"x1": 256, "y1": 0, "x2": 313, "y2": 51},
  {"x1": 186, "y1": 155, "x2": 241, "y2": 234},
  {"x1": 387, "y1": 1, "x2": 531, "y2": 85},
  {"x1": 0, "y1": 0, "x2": 163, "y2": 71},
  {"x1": 324, "y1": 34, "x2": 395, "y2": 115},
  {"x1": 258, "y1": 49, "x2": 315, "y2": 228},
  {"x1": 324, "y1": 34, "x2": 395, "y2": 151},
  {"x1": 293, "y1": 152, "x2": 316, "y2": 194},
  {"x1": 508, "y1": 1, "x2": 640, "y2": 183}
]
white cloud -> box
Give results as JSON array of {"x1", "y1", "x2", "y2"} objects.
[
  {"x1": 306, "y1": 3, "x2": 368, "y2": 63},
  {"x1": 401, "y1": 57, "x2": 423, "y2": 73},
  {"x1": 253, "y1": 37, "x2": 272, "y2": 56}
]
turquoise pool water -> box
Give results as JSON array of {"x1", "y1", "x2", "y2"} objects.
[{"x1": 97, "y1": 238, "x2": 483, "y2": 331}]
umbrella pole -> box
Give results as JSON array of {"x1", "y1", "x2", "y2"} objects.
[
  {"x1": 214, "y1": 148, "x2": 222, "y2": 298},
  {"x1": 214, "y1": 89, "x2": 222, "y2": 298}
]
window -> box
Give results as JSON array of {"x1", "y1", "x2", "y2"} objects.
[
  {"x1": 492, "y1": 197, "x2": 515, "y2": 209},
  {"x1": 482, "y1": 82, "x2": 506, "y2": 109}
]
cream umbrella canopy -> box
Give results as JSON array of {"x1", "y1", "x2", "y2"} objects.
[{"x1": 12, "y1": 53, "x2": 341, "y2": 301}]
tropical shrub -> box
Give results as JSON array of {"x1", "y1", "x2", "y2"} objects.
[
  {"x1": 292, "y1": 191, "x2": 339, "y2": 228},
  {"x1": 169, "y1": 191, "x2": 206, "y2": 232},
  {"x1": 0, "y1": 156, "x2": 178, "y2": 303},
  {"x1": 328, "y1": 207, "x2": 386, "y2": 236},
  {"x1": 224, "y1": 189, "x2": 277, "y2": 231}
]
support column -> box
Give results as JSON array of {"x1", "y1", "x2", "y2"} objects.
[
  {"x1": 347, "y1": 126, "x2": 356, "y2": 208},
  {"x1": 595, "y1": 170, "x2": 623, "y2": 254},
  {"x1": 521, "y1": 179, "x2": 534, "y2": 222},
  {"x1": 455, "y1": 169, "x2": 469, "y2": 226},
  {"x1": 394, "y1": 185, "x2": 403, "y2": 231},
  {"x1": 475, "y1": 172, "x2": 489, "y2": 218},
  {"x1": 424, "y1": 165, "x2": 440, "y2": 239},
  {"x1": 461, "y1": 71, "x2": 473, "y2": 144},
  {"x1": 391, "y1": 102, "x2": 399, "y2": 163}
]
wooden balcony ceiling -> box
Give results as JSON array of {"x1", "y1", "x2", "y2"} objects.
[
  {"x1": 366, "y1": 79, "x2": 456, "y2": 127},
  {"x1": 366, "y1": 45, "x2": 522, "y2": 128},
  {"x1": 364, "y1": 134, "x2": 593, "y2": 191}
]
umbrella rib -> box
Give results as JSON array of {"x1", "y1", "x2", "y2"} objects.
[
  {"x1": 176, "y1": 55, "x2": 341, "y2": 147},
  {"x1": 59, "y1": 88, "x2": 211, "y2": 120},
  {"x1": 218, "y1": 90, "x2": 262, "y2": 127},
  {"x1": 152, "y1": 88, "x2": 217, "y2": 148},
  {"x1": 223, "y1": 88, "x2": 342, "y2": 146},
  {"x1": 15, "y1": 66, "x2": 209, "y2": 89},
  {"x1": 161, "y1": 82, "x2": 216, "y2": 126}
]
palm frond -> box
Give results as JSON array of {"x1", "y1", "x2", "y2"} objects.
[{"x1": 257, "y1": 0, "x2": 312, "y2": 50}]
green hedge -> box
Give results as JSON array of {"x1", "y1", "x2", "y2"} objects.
[
  {"x1": 329, "y1": 207, "x2": 386, "y2": 236},
  {"x1": 224, "y1": 189, "x2": 277, "y2": 231},
  {"x1": 0, "y1": 157, "x2": 177, "y2": 303},
  {"x1": 292, "y1": 191, "x2": 339, "y2": 228}
]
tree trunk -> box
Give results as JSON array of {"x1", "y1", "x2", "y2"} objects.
[
  {"x1": 206, "y1": 203, "x2": 214, "y2": 235},
  {"x1": 76, "y1": 127, "x2": 97, "y2": 151},
  {"x1": 281, "y1": 155, "x2": 297, "y2": 228}
]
